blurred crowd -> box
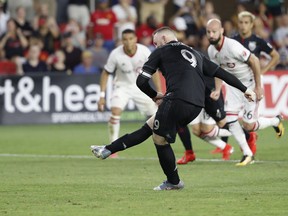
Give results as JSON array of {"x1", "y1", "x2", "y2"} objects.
[{"x1": 0, "y1": 0, "x2": 287, "y2": 75}]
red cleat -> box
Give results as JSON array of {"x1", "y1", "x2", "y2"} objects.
[
  {"x1": 177, "y1": 151, "x2": 196, "y2": 165},
  {"x1": 222, "y1": 144, "x2": 234, "y2": 160},
  {"x1": 247, "y1": 132, "x2": 258, "y2": 155},
  {"x1": 210, "y1": 147, "x2": 222, "y2": 154}
]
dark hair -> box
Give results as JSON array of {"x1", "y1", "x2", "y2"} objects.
[{"x1": 122, "y1": 29, "x2": 136, "y2": 36}]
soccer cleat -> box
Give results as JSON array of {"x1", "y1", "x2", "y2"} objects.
[
  {"x1": 273, "y1": 115, "x2": 285, "y2": 138},
  {"x1": 222, "y1": 144, "x2": 234, "y2": 160},
  {"x1": 90, "y1": 145, "x2": 111, "y2": 159},
  {"x1": 210, "y1": 147, "x2": 222, "y2": 154},
  {"x1": 153, "y1": 180, "x2": 184, "y2": 191},
  {"x1": 247, "y1": 132, "x2": 258, "y2": 155},
  {"x1": 109, "y1": 153, "x2": 119, "y2": 158},
  {"x1": 177, "y1": 151, "x2": 196, "y2": 165},
  {"x1": 235, "y1": 155, "x2": 254, "y2": 166}
]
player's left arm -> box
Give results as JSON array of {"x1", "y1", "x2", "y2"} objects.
[
  {"x1": 247, "y1": 54, "x2": 263, "y2": 101},
  {"x1": 151, "y1": 70, "x2": 162, "y2": 93},
  {"x1": 261, "y1": 49, "x2": 280, "y2": 74}
]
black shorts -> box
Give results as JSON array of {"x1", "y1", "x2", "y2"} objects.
[
  {"x1": 153, "y1": 98, "x2": 202, "y2": 143},
  {"x1": 205, "y1": 92, "x2": 226, "y2": 122}
]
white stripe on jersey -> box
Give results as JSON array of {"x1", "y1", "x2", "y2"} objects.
[{"x1": 140, "y1": 71, "x2": 152, "y2": 78}]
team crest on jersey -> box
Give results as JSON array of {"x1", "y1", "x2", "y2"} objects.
[
  {"x1": 248, "y1": 41, "x2": 256, "y2": 51},
  {"x1": 226, "y1": 63, "x2": 235, "y2": 68}
]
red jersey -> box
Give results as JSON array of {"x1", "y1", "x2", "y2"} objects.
[{"x1": 90, "y1": 9, "x2": 117, "y2": 40}]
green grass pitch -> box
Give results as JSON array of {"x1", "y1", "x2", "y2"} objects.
[{"x1": 0, "y1": 121, "x2": 287, "y2": 216}]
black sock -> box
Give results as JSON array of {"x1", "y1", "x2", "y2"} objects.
[
  {"x1": 242, "y1": 128, "x2": 250, "y2": 141},
  {"x1": 178, "y1": 126, "x2": 193, "y2": 151},
  {"x1": 105, "y1": 123, "x2": 152, "y2": 153},
  {"x1": 155, "y1": 144, "x2": 180, "y2": 185},
  {"x1": 221, "y1": 123, "x2": 229, "y2": 143}
]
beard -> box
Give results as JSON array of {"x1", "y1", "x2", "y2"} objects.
[{"x1": 208, "y1": 36, "x2": 221, "y2": 45}]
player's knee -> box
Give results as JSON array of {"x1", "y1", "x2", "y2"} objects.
[
  {"x1": 217, "y1": 118, "x2": 227, "y2": 128},
  {"x1": 242, "y1": 122, "x2": 255, "y2": 131},
  {"x1": 192, "y1": 124, "x2": 201, "y2": 136},
  {"x1": 152, "y1": 133, "x2": 168, "y2": 145}
]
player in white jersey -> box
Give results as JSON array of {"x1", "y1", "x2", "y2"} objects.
[
  {"x1": 98, "y1": 29, "x2": 161, "y2": 151},
  {"x1": 206, "y1": 19, "x2": 284, "y2": 166}
]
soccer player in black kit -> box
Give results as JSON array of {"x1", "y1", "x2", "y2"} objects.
[
  {"x1": 234, "y1": 11, "x2": 280, "y2": 75},
  {"x1": 91, "y1": 27, "x2": 256, "y2": 190}
]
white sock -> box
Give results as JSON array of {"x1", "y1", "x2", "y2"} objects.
[
  {"x1": 201, "y1": 125, "x2": 232, "y2": 138},
  {"x1": 255, "y1": 117, "x2": 280, "y2": 130},
  {"x1": 217, "y1": 126, "x2": 232, "y2": 137},
  {"x1": 228, "y1": 121, "x2": 253, "y2": 156},
  {"x1": 108, "y1": 115, "x2": 120, "y2": 142},
  {"x1": 203, "y1": 137, "x2": 226, "y2": 149}
]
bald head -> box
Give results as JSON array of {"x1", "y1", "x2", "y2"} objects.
[
  {"x1": 206, "y1": 18, "x2": 224, "y2": 46},
  {"x1": 206, "y1": 18, "x2": 222, "y2": 29},
  {"x1": 153, "y1": 27, "x2": 178, "y2": 48}
]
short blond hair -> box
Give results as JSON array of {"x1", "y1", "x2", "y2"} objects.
[{"x1": 238, "y1": 11, "x2": 255, "y2": 22}]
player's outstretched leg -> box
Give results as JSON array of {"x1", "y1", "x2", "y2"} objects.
[{"x1": 91, "y1": 123, "x2": 152, "y2": 159}]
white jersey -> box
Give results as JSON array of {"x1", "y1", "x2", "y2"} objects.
[
  {"x1": 208, "y1": 37, "x2": 254, "y2": 84},
  {"x1": 104, "y1": 43, "x2": 151, "y2": 86}
]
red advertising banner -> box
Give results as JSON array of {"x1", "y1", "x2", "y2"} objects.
[{"x1": 261, "y1": 71, "x2": 288, "y2": 119}]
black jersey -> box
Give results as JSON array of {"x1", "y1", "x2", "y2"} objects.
[
  {"x1": 233, "y1": 34, "x2": 273, "y2": 58},
  {"x1": 142, "y1": 41, "x2": 220, "y2": 107}
]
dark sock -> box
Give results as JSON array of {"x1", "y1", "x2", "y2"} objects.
[
  {"x1": 155, "y1": 144, "x2": 180, "y2": 185},
  {"x1": 242, "y1": 128, "x2": 250, "y2": 141},
  {"x1": 106, "y1": 123, "x2": 152, "y2": 153},
  {"x1": 178, "y1": 126, "x2": 193, "y2": 152},
  {"x1": 221, "y1": 123, "x2": 229, "y2": 143}
]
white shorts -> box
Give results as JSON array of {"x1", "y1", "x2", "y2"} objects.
[
  {"x1": 110, "y1": 84, "x2": 157, "y2": 116},
  {"x1": 189, "y1": 108, "x2": 216, "y2": 125},
  {"x1": 225, "y1": 82, "x2": 259, "y2": 124}
]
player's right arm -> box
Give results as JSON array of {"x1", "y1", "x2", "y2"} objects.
[
  {"x1": 98, "y1": 70, "x2": 110, "y2": 112},
  {"x1": 210, "y1": 78, "x2": 223, "y2": 101},
  {"x1": 202, "y1": 56, "x2": 256, "y2": 102},
  {"x1": 98, "y1": 50, "x2": 117, "y2": 111},
  {"x1": 136, "y1": 49, "x2": 161, "y2": 100},
  {"x1": 247, "y1": 54, "x2": 263, "y2": 101}
]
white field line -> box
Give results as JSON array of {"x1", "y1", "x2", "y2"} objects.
[{"x1": 0, "y1": 153, "x2": 287, "y2": 164}]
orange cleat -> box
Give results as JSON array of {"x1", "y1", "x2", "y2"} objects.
[
  {"x1": 222, "y1": 144, "x2": 234, "y2": 160},
  {"x1": 210, "y1": 147, "x2": 222, "y2": 154},
  {"x1": 247, "y1": 132, "x2": 258, "y2": 155},
  {"x1": 177, "y1": 151, "x2": 196, "y2": 165}
]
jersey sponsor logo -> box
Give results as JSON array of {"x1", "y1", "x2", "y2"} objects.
[
  {"x1": 242, "y1": 50, "x2": 247, "y2": 57},
  {"x1": 248, "y1": 41, "x2": 256, "y2": 51}
]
